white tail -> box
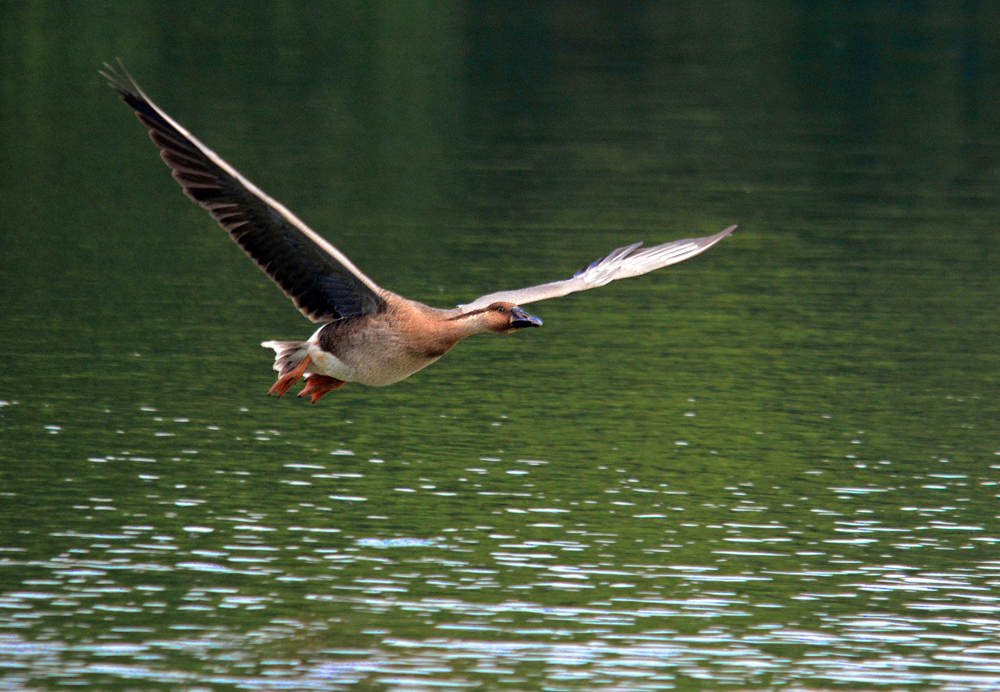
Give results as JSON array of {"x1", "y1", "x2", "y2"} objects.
[{"x1": 261, "y1": 340, "x2": 310, "y2": 377}]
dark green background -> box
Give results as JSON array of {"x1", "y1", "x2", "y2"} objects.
[{"x1": 1, "y1": 2, "x2": 999, "y2": 689}]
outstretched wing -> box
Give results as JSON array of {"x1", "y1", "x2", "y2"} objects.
[
  {"x1": 458, "y1": 225, "x2": 735, "y2": 313},
  {"x1": 102, "y1": 61, "x2": 385, "y2": 323}
]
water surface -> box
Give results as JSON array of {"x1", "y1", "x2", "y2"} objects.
[{"x1": 2, "y1": 2, "x2": 1000, "y2": 690}]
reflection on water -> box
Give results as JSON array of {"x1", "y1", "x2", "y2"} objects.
[
  {"x1": 4, "y1": 1, "x2": 1000, "y2": 690},
  {"x1": 2, "y1": 400, "x2": 1000, "y2": 690}
]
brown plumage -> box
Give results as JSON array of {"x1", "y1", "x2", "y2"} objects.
[{"x1": 102, "y1": 62, "x2": 734, "y2": 402}]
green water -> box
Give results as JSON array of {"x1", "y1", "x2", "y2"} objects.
[{"x1": 2, "y1": 2, "x2": 1000, "y2": 690}]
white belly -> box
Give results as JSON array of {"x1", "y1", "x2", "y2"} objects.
[{"x1": 304, "y1": 326, "x2": 440, "y2": 387}]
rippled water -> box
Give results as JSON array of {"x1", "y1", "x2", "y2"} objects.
[
  {"x1": 3, "y1": 396, "x2": 1000, "y2": 689},
  {"x1": 4, "y1": 2, "x2": 1000, "y2": 690}
]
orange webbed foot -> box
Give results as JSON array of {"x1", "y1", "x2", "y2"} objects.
[
  {"x1": 298, "y1": 375, "x2": 346, "y2": 403},
  {"x1": 268, "y1": 355, "x2": 312, "y2": 397}
]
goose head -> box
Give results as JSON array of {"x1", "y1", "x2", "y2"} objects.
[{"x1": 461, "y1": 302, "x2": 543, "y2": 335}]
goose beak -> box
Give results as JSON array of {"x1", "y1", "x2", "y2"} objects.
[{"x1": 510, "y1": 306, "x2": 543, "y2": 329}]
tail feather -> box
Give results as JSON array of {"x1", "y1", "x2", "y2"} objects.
[{"x1": 261, "y1": 340, "x2": 310, "y2": 377}]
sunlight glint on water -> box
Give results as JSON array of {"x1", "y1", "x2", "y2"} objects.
[{"x1": 4, "y1": 2, "x2": 1000, "y2": 690}]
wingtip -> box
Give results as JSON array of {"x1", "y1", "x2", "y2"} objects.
[
  {"x1": 99, "y1": 58, "x2": 121, "y2": 81},
  {"x1": 99, "y1": 58, "x2": 142, "y2": 97},
  {"x1": 705, "y1": 224, "x2": 737, "y2": 246}
]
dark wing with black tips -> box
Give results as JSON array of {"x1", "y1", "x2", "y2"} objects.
[{"x1": 101, "y1": 61, "x2": 385, "y2": 323}]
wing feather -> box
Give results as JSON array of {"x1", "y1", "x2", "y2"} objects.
[
  {"x1": 102, "y1": 61, "x2": 385, "y2": 323},
  {"x1": 459, "y1": 225, "x2": 735, "y2": 312}
]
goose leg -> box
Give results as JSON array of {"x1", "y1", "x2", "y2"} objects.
[
  {"x1": 298, "y1": 375, "x2": 346, "y2": 403},
  {"x1": 268, "y1": 354, "x2": 312, "y2": 397}
]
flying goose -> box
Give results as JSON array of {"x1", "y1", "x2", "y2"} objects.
[{"x1": 102, "y1": 63, "x2": 735, "y2": 402}]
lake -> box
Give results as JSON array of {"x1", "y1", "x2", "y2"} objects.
[{"x1": 2, "y1": 2, "x2": 999, "y2": 690}]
